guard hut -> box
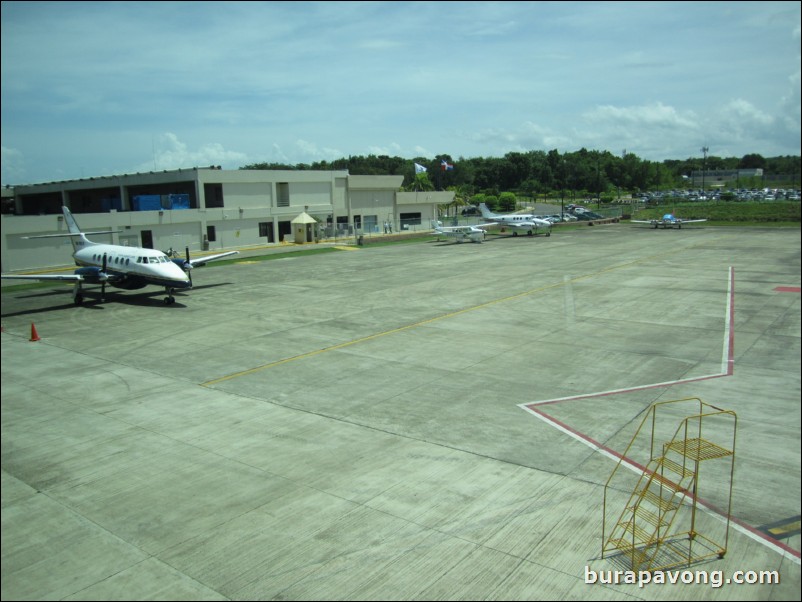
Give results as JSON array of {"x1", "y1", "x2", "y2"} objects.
[{"x1": 291, "y1": 211, "x2": 318, "y2": 243}]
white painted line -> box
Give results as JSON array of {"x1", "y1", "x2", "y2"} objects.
[{"x1": 519, "y1": 268, "x2": 801, "y2": 563}]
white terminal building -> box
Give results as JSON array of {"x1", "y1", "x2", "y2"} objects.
[{"x1": 1, "y1": 167, "x2": 454, "y2": 272}]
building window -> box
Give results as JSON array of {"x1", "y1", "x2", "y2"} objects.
[
  {"x1": 277, "y1": 183, "x2": 289, "y2": 207},
  {"x1": 400, "y1": 212, "x2": 422, "y2": 229},
  {"x1": 259, "y1": 221, "x2": 274, "y2": 243},
  {"x1": 205, "y1": 184, "x2": 224, "y2": 208},
  {"x1": 207, "y1": 225, "x2": 216, "y2": 242}
]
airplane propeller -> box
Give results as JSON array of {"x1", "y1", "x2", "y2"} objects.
[
  {"x1": 184, "y1": 246, "x2": 193, "y2": 287},
  {"x1": 100, "y1": 252, "x2": 109, "y2": 301}
]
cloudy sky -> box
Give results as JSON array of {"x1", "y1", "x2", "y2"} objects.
[{"x1": 2, "y1": 1, "x2": 800, "y2": 185}]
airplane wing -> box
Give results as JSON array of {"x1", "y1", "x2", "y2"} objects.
[
  {"x1": 1, "y1": 273, "x2": 83, "y2": 282},
  {"x1": 434, "y1": 225, "x2": 486, "y2": 234},
  {"x1": 508, "y1": 220, "x2": 551, "y2": 229},
  {"x1": 678, "y1": 219, "x2": 707, "y2": 224},
  {"x1": 186, "y1": 250, "x2": 239, "y2": 268},
  {"x1": 630, "y1": 220, "x2": 657, "y2": 224}
]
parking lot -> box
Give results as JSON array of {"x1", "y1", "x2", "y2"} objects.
[{"x1": 2, "y1": 223, "x2": 800, "y2": 600}]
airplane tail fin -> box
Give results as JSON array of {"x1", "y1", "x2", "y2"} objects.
[
  {"x1": 62, "y1": 206, "x2": 82, "y2": 235},
  {"x1": 478, "y1": 203, "x2": 496, "y2": 219},
  {"x1": 62, "y1": 206, "x2": 94, "y2": 253}
]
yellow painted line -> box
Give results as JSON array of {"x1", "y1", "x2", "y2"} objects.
[
  {"x1": 768, "y1": 519, "x2": 800, "y2": 536},
  {"x1": 202, "y1": 237, "x2": 725, "y2": 387}
]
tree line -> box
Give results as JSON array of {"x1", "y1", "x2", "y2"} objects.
[{"x1": 242, "y1": 149, "x2": 800, "y2": 198}]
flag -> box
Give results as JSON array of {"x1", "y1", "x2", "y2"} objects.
[
  {"x1": 441, "y1": 160, "x2": 454, "y2": 171},
  {"x1": 414, "y1": 163, "x2": 427, "y2": 174}
]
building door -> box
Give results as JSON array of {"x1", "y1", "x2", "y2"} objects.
[{"x1": 141, "y1": 230, "x2": 153, "y2": 249}]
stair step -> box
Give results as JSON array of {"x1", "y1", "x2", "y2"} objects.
[
  {"x1": 618, "y1": 519, "x2": 656, "y2": 544},
  {"x1": 605, "y1": 539, "x2": 651, "y2": 567},
  {"x1": 636, "y1": 486, "x2": 681, "y2": 512},
  {"x1": 629, "y1": 506, "x2": 671, "y2": 529},
  {"x1": 657, "y1": 456, "x2": 696, "y2": 479},
  {"x1": 664, "y1": 437, "x2": 733, "y2": 461}
]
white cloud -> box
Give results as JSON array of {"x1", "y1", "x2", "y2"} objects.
[
  {"x1": 1, "y1": 146, "x2": 25, "y2": 184},
  {"x1": 137, "y1": 133, "x2": 250, "y2": 173},
  {"x1": 585, "y1": 103, "x2": 699, "y2": 130},
  {"x1": 294, "y1": 140, "x2": 343, "y2": 161},
  {"x1": 2, "y1": 1, "x2": 799, "y2": 185}
]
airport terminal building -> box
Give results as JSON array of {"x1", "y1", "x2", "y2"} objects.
[{"x1": 1, "y1": 167, "x2": 453, "y2": 272}]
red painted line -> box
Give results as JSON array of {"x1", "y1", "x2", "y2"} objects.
[
  {"x1": 529, "y1": 405, "x2": 648, "y2": 473},
  {"x1": 528, "y1": 405, "x2": 802, "y2": 560},
  {"x1": 520, "y1": 268, "x2": 801, "y2": 561},
  {"x1": 774, "y1": 286, "x2": 801, "y2": 293}
]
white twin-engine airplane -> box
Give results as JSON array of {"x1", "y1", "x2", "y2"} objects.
[
  {"x1": 431, "y1": 220, "x2": 493, "y2": 243},
  {"x1": 631, "y1": 213, "x2": 708, "y2": 229},
  {"x1": 478, "y1": 203, "x2": 552, "y2": 236},
  {"x1": 1, "y1": 206, "x2": 238, "y2": 305}
]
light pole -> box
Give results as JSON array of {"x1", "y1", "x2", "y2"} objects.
[{"x1": 701, "y1": 146, "x2": 709, "y2": 195}]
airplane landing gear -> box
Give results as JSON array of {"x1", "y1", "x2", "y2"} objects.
[
  {"x1": 164, "y1": 288, "x2": 176, "y2": 305},
  {"x1": 73, "y1": 282, "x2": 84, "y2": 306}
]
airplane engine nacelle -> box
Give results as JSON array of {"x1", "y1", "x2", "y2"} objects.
[
  {"x1": 171, "y1": 258, "x2": 191, "y2": 271},
  {"x1": 74, "y1": 266, "x2": 106, "y2": 283}
]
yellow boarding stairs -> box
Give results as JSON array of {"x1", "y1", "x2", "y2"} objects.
[{"x1": 602, "y1": 398, "x2": 737, "y2": 571}]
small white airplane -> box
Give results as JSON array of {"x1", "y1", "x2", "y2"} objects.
[
  {"x1": 478, "y1": 203, "x2": 551, "y2": 236},
  {"x1": 431, "y1": 220, "x2": 493, "y2": 243},
  {"x1": 1, "y1": 206, "x2": 238, "y2": 305},
  {"x1": 631, "y1": 213, "x2": 708, "y2": 229}
]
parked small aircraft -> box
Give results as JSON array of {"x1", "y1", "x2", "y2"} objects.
[
  {"x1": 631, "y1": 214, "x2": 708, "y2": 229},
  {"x1": 478, "y1": 203, "x2": 552, "y2": 236},
  {"x1": 1, "y1": 206, "x2": 238, "y2": 305},
  {"x1": 431, "y1": 220, "x2": 493, "y2": 243}
]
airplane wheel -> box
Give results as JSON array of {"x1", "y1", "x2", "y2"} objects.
[
  {"x1": 74, "y1": 294, "x2": 83, "y2": 306},
  {"x1": 546, "y1": 231, "x2": 551, "y2": 237},
  {"x1": 513, "y1": 231, "x2": 518, "y2": 237},
  {"x1": 164, "y1": 296, "x2": 174, "y2": 305}
]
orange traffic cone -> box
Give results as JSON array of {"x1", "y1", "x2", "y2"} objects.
[{"x1": 30, "y1": 323, "x2": 41, "y2": 342}]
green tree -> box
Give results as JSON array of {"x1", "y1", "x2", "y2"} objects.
[{"x1": 498, "y1": 192, "x2": 517, "y2": 211}]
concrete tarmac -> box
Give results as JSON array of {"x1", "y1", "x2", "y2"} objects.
[{"x1": 2, "y1": 223, "x2": 800, "y2": 600}]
